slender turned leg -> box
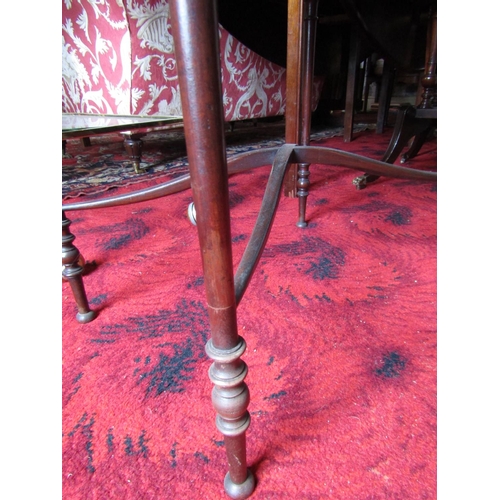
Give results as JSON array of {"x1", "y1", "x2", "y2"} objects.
[
  {"x1": 296, "y1": 162, "x2": 310, "y2": 228},
  {"x1": 62, "y1": 211, "x2": 96, "y2": 323},
  {"x1": 344, "y1": 27, "x2": 361, "y2": 143},
  {"x1": 282, "y1": 0, "x2": 304, "y2": 199},
  {"x1": 123, "y1": 132, "x2": 147, "y2": 173},
  {"x1": 169, "y1": 1, "x2": 254, "y2": 498},
  {"x1": 283, "y1": 0, "x2": 318, "y2": 227},
  {"x1": 296, "y1": 0, "x2": 319, "y2": 228}
]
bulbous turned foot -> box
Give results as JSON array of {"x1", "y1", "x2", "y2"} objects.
[
  {"x1": 76, "y1": 310, "x2": 97, "y2": 324},
  {"x1": 224, "y1": 469, "x2": 256, "y2": 499}
]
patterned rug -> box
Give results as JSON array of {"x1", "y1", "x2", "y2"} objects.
[
  {"x1": 62, "y1": 120, "x2": 375, "y2": 200},
  {"x1": 62, "y1": 128, "x2": 437, "y2": 499}
]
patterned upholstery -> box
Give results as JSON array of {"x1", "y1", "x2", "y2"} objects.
[{"x1": 62, "y1": 0, "x2": 320, "y2": 121}]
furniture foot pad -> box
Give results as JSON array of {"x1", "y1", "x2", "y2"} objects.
[
  {"x1": 224, "y1": 469, "x2": 256, "y2": 499},
  {"x1": 76, "y1": 310, "x2": 97, "y2": 324}
]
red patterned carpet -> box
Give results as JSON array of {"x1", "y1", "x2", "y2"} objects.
[{"x1": 62, "y1": 128, "x2": 437, "y2": 499}]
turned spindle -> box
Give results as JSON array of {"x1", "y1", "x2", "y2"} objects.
[
  {"x1": 295, "y1": 0, "x2": 319, "y2": 228},
  {"x1": 419, "y1": 8, "x2": 437, "y2": 110},
  {"x1": 62, "y1": 211, "x2": 96, "y2": 323},
  {"x1": 169, "y1": 1, "x2": 255, "y2": 497},
  {"x1": 123, "y1": 132, "x2": 146, "y2": 173}
]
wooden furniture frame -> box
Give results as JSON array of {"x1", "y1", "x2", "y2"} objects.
[{"x1": 62, "y1": 1, "x2": 436, "y2": 496}]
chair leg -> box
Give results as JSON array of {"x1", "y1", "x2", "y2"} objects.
[
  {"x1": 376, "y1": 60, "x2": 395, "y2": 134},
  {"x1": 62, "y1": 211, "x2": 97, "y2": 323},
  {"x1": 400, "y1": 127, "x2": 431, "y2": 163},
  {"x1": 353, "y1": 104, "x2": 430, "y2": 190},
  {"x1": 344, "y1": 27, "x2": 361, "y2": 143},
  {"x1": 169, "y1": 1, "x2": 254, "y2": 498}
]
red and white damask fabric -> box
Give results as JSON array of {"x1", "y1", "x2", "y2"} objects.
[{"x1": 62, "y1": 0, "x2": 290, "y2": 121}]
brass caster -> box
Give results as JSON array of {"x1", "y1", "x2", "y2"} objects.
[
  {"x1": 133, "y1": 162, "x2": 147, "y2": 174},
  {"x1": 352, "y1": 175, "x2": 368, "y2": 190},
  {"x1": 187, "y1": 202, "x2": 197, "y2": 226}
]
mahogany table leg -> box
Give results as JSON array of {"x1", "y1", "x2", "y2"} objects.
[
  {"x1": 283, "y1": 0, "x2": 319, "y2": 228},
  {"x1": 282, "y1": 0, "x2": 304, "y2": 200},
  {"x1": 62, "y1": 211, "x2": 97, "y2": 323},
  {"x1": 123, "y1": 132, "x2": 147, "y2": 173},
  {"x1": 169, "y1": 1, "x2": 255, "y2": 498},
  {"x1": 296, "y1": 0, "x2": 319, "y2": 228}
]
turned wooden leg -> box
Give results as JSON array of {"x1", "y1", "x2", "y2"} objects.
[
  {"x1": 62, "y1": 211, "x2": 97, "y2": 323},
  {"x1": 297, "y1": 0, "x2": 319, "y2": 228},
  {"x1": 290, "y1": 0, "x2": 319, "y2": 228},
  {"x1": 296, "y1": 162, "x2": 310, "y2": 228},
  {"x1": 170, "y1": 1, "x2": 254, "y2": 498},
  {"x1": 123, "y1": 132, "x2": 147, "y2": 173}
]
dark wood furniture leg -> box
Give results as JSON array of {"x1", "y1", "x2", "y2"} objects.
[
  {"x1": 169, "y1": 1, "x2": 255, "y2": 498},
  {"x1": 282, "y1": 0, "x2": 319, "y2": 227},
  {"x1": 375, "y1": 60, "x2": 395, "y2": 134},
  {"x1": 296, "y1": 0, "x2": 319, "y2": 227},
  {"x1": 282, "y1": 0, "x2": 304, "y2": 200},
  {"x1": 344, "y1": 26, "x2": 361, "y2": 143},
  {"x1": 123, "y1": 132, "x2": 147, "y2": 173},
  {"x1": 62, "y1": 211, "x2": 97, "y2": 323}
]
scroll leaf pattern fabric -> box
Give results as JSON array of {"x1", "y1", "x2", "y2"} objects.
[{"x1": 62, "y1": 0, "x2": 318, "y2": 120}]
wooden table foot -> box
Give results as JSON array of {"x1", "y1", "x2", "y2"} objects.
[
  {"x1": 123, "y1": 132, "x2": 147, "y2": 173},
  {"x1": 62, "y1": 211, "x2": 97, "y2": 323}
]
